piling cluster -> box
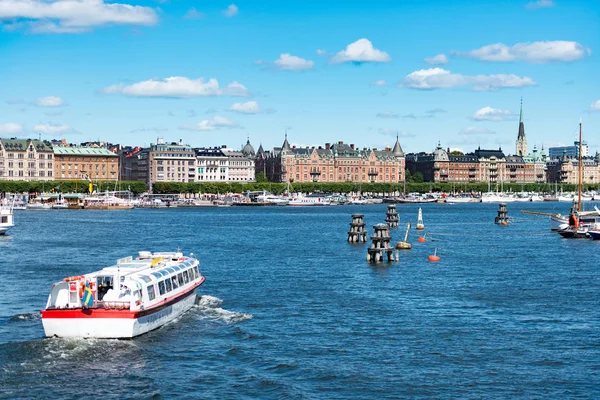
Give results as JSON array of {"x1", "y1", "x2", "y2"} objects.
[
  {"x1": 495, "y1": 203, "x2": 509, "y2": 225},
  {"x1": 385, "y1": 205, "x2": 399, "y2": 228},
  {"x1": 367, "y1": 223, "x2": 396, "y2": 263},
  {"x1": 348, "y1": 214, "x2": 368, "y2": 243}
]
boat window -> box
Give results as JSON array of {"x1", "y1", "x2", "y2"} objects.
[
  {"x1": 183, "y1": 270, "x2": 189, "y2": 284},
  {"x1": 173, "y1": 265, "x2": 181, "y2": 271},
  {"x1": 166, "y1": 267, "x2": 175, "y2": 274},
  {"x1": 151, "y1": 272, "x2": 162, "y2": 279},
  {"x1": 165, "y1": 278, "x2": 172, "y2": 292},
  {"x1": 177, "y1": 273, "x2": 184, "y2": 286},
  {"x1": 193, "y1": 266, "x2": 199, "y2": 279},
  {"x1": 147, "y1": 284, "x2": 156, "y2": 301},
  {"x1": 138, "y1": 275, "x2": 152, "y2": 283},
  {"x1": 158, "y1": 280, "x2": 166, "y2": 296},
  {"x1": 171, "y1": 276, "x2": 179, "y2": 289}
]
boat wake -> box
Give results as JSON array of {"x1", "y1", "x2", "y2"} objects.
[
  {"x1": 10, "y1": 312, "x2": 41, "y2": 321},
  {"x1": 194, "y1": 295, "x2": 253, "y2": 324}
]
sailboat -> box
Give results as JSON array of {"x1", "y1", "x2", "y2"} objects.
[{"x1": 557, "y1": 120, "x2": 600, "y2": 238}]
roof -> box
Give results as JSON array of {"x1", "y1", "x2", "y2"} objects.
[
  {"x1": 195, "y1": 147, "x2": 226, "y2": 157},
  {"x1": 242, "y1": 140, "x2": 255, "y2": 157},
  {"x1": 474, "y1": 148, "x2": 506, "y2": 159},
  {"x1": 392, "y1": 137, "x2": 404, "y2": 157},
  {"x1": 0, "y1": 138, "x2": 53, "y2": 152},
  {"x1": 53, "y1": 147, "x2": 118, "y2": 156},
  {"x1": 281, "y1": 134, "x2": 292, "y2": 152}
]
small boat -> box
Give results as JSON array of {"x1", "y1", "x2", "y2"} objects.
[
  {"x1": 587, "y1": 230, "x2": 600, "y2": 240},
  {"x1": 288, "y1": 194, "x2": 329, "y2": 206},
  {"x1": 0, "y1": 200, "x2": 15, "y2": 235},
  {"x1": 52, "y1": 195, "x2": 69, "y2": 209},
  {"x1": 256, "y1": 194, "x2": 289, "y2": 206},
  {"x1": 550, "y1": 215, "x2": 569, "y2": 231},
  {"x1": 27, "y1": 199, "x2": 52, "y2": 210},
  {"x1": 41, "y1": 250, "x2": 205, "y2": 339}
]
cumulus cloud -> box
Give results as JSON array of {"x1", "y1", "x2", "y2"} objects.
[
  {"x1": 180, "y1": 116, "x2": 239, "y2": 131},
  {"x1": 370, "y1": 80, "x2": 386, "y2": 86},
  {"x1": 0, "y1": 0, "x2": 158, "y2": 34},
  {"x1": 424, "y1": 54, "x2": 448, "y2": 65},
  {"x1": 33, "y1": 123, "x2": 73, "y2": 135},
  {"x1": 401, "y1": 68, "x2": 536, "y2": 91},
  {"x1": 273, "y1": 53, "x2": 314, "y2": 71},
  {"x1": 590, "y1": 100, "x2": 600, "y2": 112},
  {"x1": 102, "y1": 77, "x2": 251, "y2": 98},
  {"x1": 330, "y1": 38, "x2": 391, "y2": 64},
  {"x1": 35, "y1": 96, "x2": 65, "y2": 107},
  {"x1": 472, "y1": 106, "x2": 515, "y2": 121},
  {"x1": 456, "y1": 41, "x2": 590, "y2": 63},
  {"x1": 184, "y1": 8, "x2": 205, "y2": 19},
  {"x1": 525, "y1": 0, "x2": 555, "y2": 9},
  {"x1": 376, "y1": 112, "x2": 398, "y2": 118},
  {"x1": 228, "y1": 101, "x2": 261, "y2": 114},
  {"x1": 222, "y1": 4, "x2": 238, "y2": 17},
  {"x1": 0, "y1": 122, "x2": 23, "y2": 134},
  {"x1": 459, "y1": 127, "x2": 496, "y2": 135}
]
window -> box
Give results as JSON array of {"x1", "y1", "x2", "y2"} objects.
[
  {"x1": 165, "y1": 277, "x2": 172, "y2": 292},
  {"x1": 158, "y1": 280, "x2": 166, "y2": 295},
  {"x1": 147, "y1": 284, "x2": 156, "y2": 301},
  {"x1": 177, "y1": 273, "x2": 184, "y2": 286},
  {"x1": 171, "y1": 276, "x2": 179, "y2": 289},
  {"x1": 183, "y1": 270, "x2": 189, "y2": 284}
]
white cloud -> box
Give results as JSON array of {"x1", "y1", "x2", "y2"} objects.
[
  {"x1": 130, "y1": 126, "x2": 168, "y2": 133},
  {"x1": 316, "y1": 49, "x2": 327, "y2": 56},
  {"x1": 370, "y1": 80, "x2": 386, "y2": 86},
  {"x1": 459, "y1": 127, "x2": 496, "y2": 135},
  {"x1": 591, "y1": 100, "x2": 600, "y2": 112},
  {"x1": 457, "y1": 41, "x2": 590, "y2": 63},
  {"x1": 401, "y1": 68, "x2": 536, "y2": 91},
  {"x1": 35, "y1": 96, "x2": 65, "y2": 107},
  {"x1": 180, "y1": 116, "x2": 238, "y2": 131},
  {"x1": 222, "y1": 4, "x2": 238, "y2": 17},
  {"x1": 424, "y1": 54, "x2": 448, "y2": 65},
  {"x1": 376, "y1": 112, "x2": 398, "y2": 118},
  {"x1": 0, "y1": 0, "x2": 158, "y2": 34},
  {"x1": 472, "y1": 106, "x2": 515, "y2": 121},
  {"x1": 330, "y1": 38, "x2": 391, "y2": 64},
  {"x1": 425, "y1": 108, "x2": 447, "y2": 114},
  {"x1": 526, "y1": 0, "x2": 555, "y2": 9},
  {"x1": 184, "y1": 8, "x2": 204, "y2": 19},
  {"x1": 102, "y1": 77, "x2": 250, "y2": 98},
  {"x1": 33, "y1": 123, "x2": 72, "y2": 135},
  {"x1": 378, "y1": 128, "x2": 415, "y2": 138},
  {"x1": 273, "y1": 53, "x2": 314, "y2": 71},
  {"x1": 0, "y1": 122, "x2": 23, "y2": 134},
  {"x1": 228, "y1": 101, "x2": 261, "y2": 114}
]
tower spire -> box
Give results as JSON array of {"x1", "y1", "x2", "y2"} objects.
[{"x1": 519, "y1": 96, "x2": 523, "y2": 124}]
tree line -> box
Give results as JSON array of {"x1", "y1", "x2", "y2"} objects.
[{"x1": 0, "y1": 180, "x2": 147, "y2": 195}]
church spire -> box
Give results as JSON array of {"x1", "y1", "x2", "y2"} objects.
[
  {"x1": 519, "y1": 96, "x2": 523, "y2": 124},
  {"x1": 516, "y1": 97, "x2": 527, "y2": 156}
]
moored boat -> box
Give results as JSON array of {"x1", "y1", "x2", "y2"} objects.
[
  {"x1": 41, "y1": 251, "x2": 205, "y2": 339},
  {"x1": 0, "y1": 200, "x2": 15, "y2": 235}
]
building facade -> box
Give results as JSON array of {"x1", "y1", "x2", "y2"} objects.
[
  {"x1": 257, "y1": 136, "x2": 405, "y2": 184},
  {"x1": 0, "y1": 138, "x2": 54, "y2": 181},
  {"x1": 546, "y1": 153, "x2": 600, "y2": 184},
  {"x1": 406, "y1": 143, "x2": 479, "y2": 183},
  {"x1": 548, "y1": 141, "x2": 589, "y2": 159},
  {"x1": 194, "y1": 147, "x2": 229, "y2": 182},
  {"x1": 53, "y1": 146, "x2": 119, "y2": 181},
  {"x1": 137, "y1": 138, "x2": 195, "y2": 187}
]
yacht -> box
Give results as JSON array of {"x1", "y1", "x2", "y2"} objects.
[{"x1": 0, "y1": 200, "x2": 15, "y2": 235}]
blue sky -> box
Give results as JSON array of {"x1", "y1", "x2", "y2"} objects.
[{"x1": 1, "y1": 0, "x2": 599, "y2": 155}]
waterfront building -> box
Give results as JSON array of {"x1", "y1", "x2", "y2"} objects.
[
  {"x1": 136, "y1": 138, "x2": 195, "y2": 187},
  {"x1": 474, "y1": 147, "x2": 507, "y2": 185},
  {"x1": 53, "y1": 146, "x2": 119, "y2": 181},
  {"x1": 0, "y1": 138, "x2": 54, "y2": 181},
  {"x1": 222, "y1": 147, "x2": 255, "y2": 182},
  {"x1": 548, "y1": 141, "x2": 589, "y2": 159},
  {"x1": 119, "y1": 146, "x2": 143, "y2": 182},
  {"x1": 194, "y1": 147, "x2": 228, "y2": 182},
  {"x1": 405, "y1": 143, "x2": 479, "y2": 183},
  {"x1": 545, "y1": 152, "x2": 600, "y2": 184},
  {"x1": 256, "y1": 135, "x2": 405, "y2": 184}
]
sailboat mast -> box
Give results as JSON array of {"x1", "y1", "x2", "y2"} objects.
[{"x1": 578, "y1": 120, "x2": 583, "y2": 212}]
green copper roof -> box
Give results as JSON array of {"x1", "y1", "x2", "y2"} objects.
[
  {"x1": 0, "y1": 138, "x2": 53, "y2": 152},
  {"x1": 53, "y1": 147, "x2": 118, "y2": 156}
]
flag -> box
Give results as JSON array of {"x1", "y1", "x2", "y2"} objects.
[
  {"x1": 88, "y1": 183, "x2": 93, "y2": 194},
  {"x1": 81, "y1": 282, "x2": 94, "y2": 307}
]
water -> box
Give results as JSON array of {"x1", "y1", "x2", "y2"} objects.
[{"x1": 1, "y1": 203, "x2": 599, "y2": 399}]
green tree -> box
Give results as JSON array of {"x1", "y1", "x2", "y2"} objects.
[
  {"x1": 413, "y1": 172, "x2": 424, "y2": 183},
  {"x1": 255, "y1": 172, "x2": 268, "y2": 183}
]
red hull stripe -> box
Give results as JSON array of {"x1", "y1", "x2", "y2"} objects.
[{"x1": 40, "y1": 277, "x2": 205, "y2": 319}]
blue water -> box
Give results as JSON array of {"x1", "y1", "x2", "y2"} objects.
[{"x1": 1, "y1": 203, "x2": 599, "y2": 399}]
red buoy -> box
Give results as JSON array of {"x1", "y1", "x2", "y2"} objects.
[
  {"x1": 428, "y1": 248, "x2": 440, "y2": 262},
  {"x1": 418, "y1": 237, "x2": 427, "y2": 243}
]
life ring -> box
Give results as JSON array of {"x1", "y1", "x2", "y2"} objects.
[{"x1": 64, "y1": 275, "x2": 84, "y2": 282}]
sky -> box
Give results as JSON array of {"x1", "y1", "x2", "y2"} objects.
[{"x1": 1, "y1": 0, "x2": 599, "y2": 155}]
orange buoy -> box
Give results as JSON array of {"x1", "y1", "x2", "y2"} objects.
[
  {"x1": 501, "y1": 221, "x2": 509, "y2": 226},
  {"x1": 428, "y1": 248, "x2": 440, "y2": 262},
  {"x1": 418, "y1": 237, "x2": 427, "y2": 243}
]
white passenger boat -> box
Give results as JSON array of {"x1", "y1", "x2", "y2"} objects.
[
  {"x1": 288, "y1": 194, "x2": 329, "y2": 206},
  {"x1": 0, "y1": 200, "x2": 15, "y2": 235},
  {"x1": 52, "y1": 195, "x2": 69, "y2": 209},
  {"x1": 257, "y1": 194, "x2": 289, "y2": 206},
  {"x1": 27, "y1": 198, "x2": 52, "y2": 210},
  {"x1": 41, "y1": 251, "x2": 205, "y2": 339}
]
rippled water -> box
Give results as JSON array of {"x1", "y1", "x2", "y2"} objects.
[{"x1": 1, "y1": 203, "x2": 599, "y2": 399}]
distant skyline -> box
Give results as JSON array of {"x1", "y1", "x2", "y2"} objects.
[{"x1": 1, "y1": 0, "x2": 599, "y2": 155}]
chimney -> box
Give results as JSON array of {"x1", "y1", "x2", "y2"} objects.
[
  {"x1": 350, "y1": 144, "x2": 355, "y2": 150},
  {"x1": 325, "y1": 143, "x2": 331, "y2": 150},
  {"x1": 157, "y1": 137, "x2": 164, "y2": 145}
]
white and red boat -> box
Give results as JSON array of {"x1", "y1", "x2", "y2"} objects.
[{"x1": 41, "y1": 251, "x2": 205, "y2": 339}]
